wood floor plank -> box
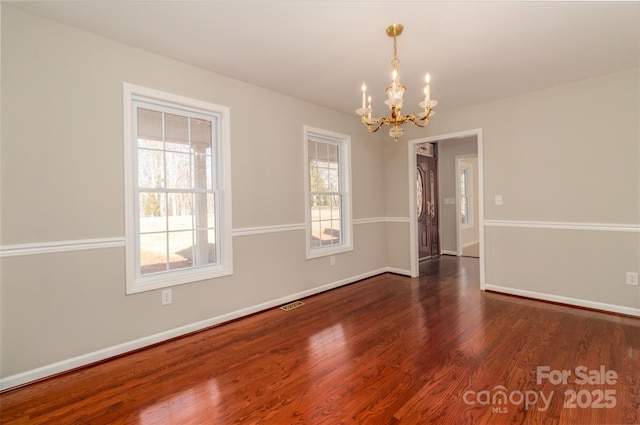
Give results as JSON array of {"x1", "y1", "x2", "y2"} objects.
[{"x1": 1, "y1": 256, "x2": 639, "y2": 424}]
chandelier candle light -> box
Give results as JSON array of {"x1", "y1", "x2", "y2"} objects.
[{"x1": 356, "y1": 24, "x2": 437, "y2": 142}]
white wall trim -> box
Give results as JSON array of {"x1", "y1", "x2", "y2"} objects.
[
  {"x1": 484, "y1": 219, "x2": 640, "y2": 233},
  {"x1": 353, "y1": 217, "x2": 384, "y2": 225},
  {"x1": 384, "y1": 217, "x2": 410, "y2": 223},
  {"x1": 0, "y1": 267, "x2": 391, "y2": 390},
  {"x1": 484, "y1": 283, "x2": 640, "y2": 318},
  {"x1": 0, "y1": 238, "x2": 126, "y2": 258},
  {"x1": 1, "y1": 219, "x2": 396, "y2": 258},
  {"x1": 232, "y1": 223, "x2": 306, "y2": 237}
]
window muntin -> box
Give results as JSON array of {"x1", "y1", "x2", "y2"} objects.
[
  {"x1": 124, "y1": 84, "x2": 232, "y2": 294},
  {"x1": 304, "y1": 127, "x2": 352, "y2": 259}
]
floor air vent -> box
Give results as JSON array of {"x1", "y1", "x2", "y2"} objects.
[{"x1": 280, "y1": 301, "x2": 305, "y2": 311}]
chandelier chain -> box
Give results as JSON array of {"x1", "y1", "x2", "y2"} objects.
[{"x1": 392, "y1": 33, "x2": 399, "y2": 70}]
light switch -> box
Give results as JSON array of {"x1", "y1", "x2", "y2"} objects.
[{"x1": 494, "y1": 195, "x2": 503, "y2": 206}]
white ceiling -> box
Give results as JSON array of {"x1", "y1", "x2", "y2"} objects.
[{"x1": 7, "y1": 1, "x2": 640, "y2": 115}]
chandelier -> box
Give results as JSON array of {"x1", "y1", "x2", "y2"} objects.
[{"x1": 356, "y1": 24, "x2": 437, "y2": 142}]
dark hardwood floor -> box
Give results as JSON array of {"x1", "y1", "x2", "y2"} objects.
[{"x1": 1, "y1": 256, "x2": 639, "y2": 424}]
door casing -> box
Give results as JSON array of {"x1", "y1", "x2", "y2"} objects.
[{"x1": 408, "y1": 128, "x2": 485, "y2": 289}]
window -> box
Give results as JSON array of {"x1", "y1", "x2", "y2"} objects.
[
  {"x1": 123, "y1": 84, "x2": 232, "y2": 294},
  {"x1": 460, "y1": 162, "x2": 473, "y2": 228},
  {"x1": 304, "y1": 126, "x2": 352, "y2": 259}
]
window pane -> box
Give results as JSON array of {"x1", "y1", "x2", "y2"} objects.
[
  {"x1": 316, "y1": 143, "x2": 328, "y2": 162},
  {"x1": 191, "y1": 118, "x2": 211, "y2": 150},
  {"x1": 168, "y1": 230, "x2": 193, "y2": 270},
  {"x1": 311, "y1": 223, "x2": 321, "y2": 248},
  {"x1": 138, "y1": 149, "x2": 165, "y2": 188},
  {"x1": 187, "y1": 228, "x2": 212, "y2": 267},
  {"x1": 319, "y1": 221, "x2": 331, "y2": 245},
  {"x1": 309, "y1": 160, "x2": 318, "y2": 192},
  {"x1": 168, "y1": 193, "x2": 193, "y2": 231},
  {"x1": 165, "y1": 152, "x2": 191, "y2": 189},
  {"x1": 320, "y1": 203, "x2": 333, "y2": 221},
  {"x1": 327, "y1": 144, "x2": 338, "y2": 168},
  {"x1": 207, "y1": 229, "x2": 216, "y2": 264},
  {"x1": 328, "y1": 168, "x2": 339, "y2": 192},
  {"x1": 192, "y1": 117, "x2": 213, "y2": 190},
  {"x1": 139, "y1": 192, "x2": 167, "y2": 233},
  {"x1": 206, "y1": 154, "x2": 213, "y2": 190},
  {"x1": 461, "y1": 196, "x2": 468, "y2": 224},
  {"x1": 308, "y1": 141, "x2": 320, "y2": 161},
  {"x1": 461, "y1": 168, "x2": 468, "y2": 195},
  {"x1": 330, "y1": 195, "x2": 342, "y2": 244},
  {"x1": 165, "y1": 113, "x2": 190, "y2": 152},
  {"x1": 137, "y1": 108, "x2": 163, "y2": 149},
  {"x1": 206, "y1": 193, "x2": 216, "y2": 229},
  {"x1": 192, "y1": 151, "x2": 210, "y2": 190},
  {"x1": 140, "y1": 232, "x2": 167, "y2": 275},
  {"x1": 316, "y1": 171, "x2": 328, "y2": 193}
]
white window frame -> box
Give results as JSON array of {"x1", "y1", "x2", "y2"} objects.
[
  {"x1": 303, "y1": 126, "x2": 353, "y2": 259},
  {"x1": 123, "y1": 83, "x2": 232, "y2": 294}
]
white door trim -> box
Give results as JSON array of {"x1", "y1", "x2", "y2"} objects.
[{"x1": 407, "y1": 128, "x2": 485, "y2": 290}]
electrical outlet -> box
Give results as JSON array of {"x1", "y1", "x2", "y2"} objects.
[
  {"x1": 330, "y1": 256, "x2": 336, "y2": 266},
  {"x1": 161, "y1": 289, "x2": 173, "y2": 305},
  {"x1": 626, "y1": 272, "x2": 639, "y2": 286}
]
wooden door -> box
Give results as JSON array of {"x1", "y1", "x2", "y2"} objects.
[{"x1": 417, "y1": 145, "x2": 439, "y2": 260}]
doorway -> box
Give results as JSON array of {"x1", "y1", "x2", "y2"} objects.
[
  {"x1": 416, "y1": 143, "x2": 439, "y2": 261},
  {"x1": 408, "y1": 128, "x2": 485, "y2": 289}
]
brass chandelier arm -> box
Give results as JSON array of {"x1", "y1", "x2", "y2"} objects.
[
  {"x1": 405, "y1": 113, "x2": 432, "y2": 128},
  {"x1": 360, "y1": 115, "x2": 388, "y2": 133},
  {"x1": 360, "y1": 110, "x2": 432, "y2": 132}
]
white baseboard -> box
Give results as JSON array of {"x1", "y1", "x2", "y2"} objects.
[
  {"x1": 384, "y1": 267, "x2": 412, "y2": 276},
  {"x1": 10, "y1": 273, "x2": 635, "y2": 390},
  {"x1": 441, "y1": 250, "x2": 458, "y2": 256},
  {"x1": 0, "y1": 268, "x2": 390, "y2": 391},
  {"x1": 484, "y1": 283, "x2": 640, "y2": 317}
]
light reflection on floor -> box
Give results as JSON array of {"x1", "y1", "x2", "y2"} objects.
[{"x1": 139, "y1": 379, "x2": 220, "y2": 425}]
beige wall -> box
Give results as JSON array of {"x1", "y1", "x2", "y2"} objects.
[
  {"x1": 2, "y1": 5, "x2": 639, "y2": 389},
  {"x1": 0, "y1": 7, "x2": 388, "y2": 385},
  {"x1": 403, "y1": 67, "x2": 640, "y2": 312}
]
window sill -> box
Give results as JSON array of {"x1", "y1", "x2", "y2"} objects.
[
  {"x1": 306, "y1": 244, "x2": 353, "y2": 260},
  {"x1": 126, "y1": 266, "x2": 233, "y2": 294}
]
